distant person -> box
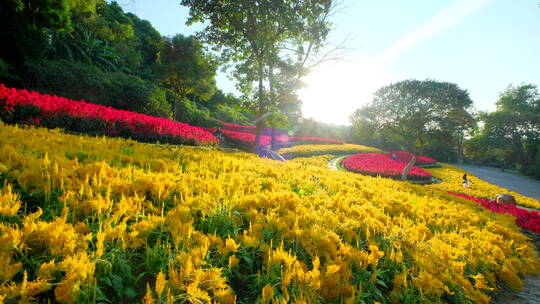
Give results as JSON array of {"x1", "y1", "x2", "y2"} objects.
[
  {"x1": 391, "y1": 153, "x2": 397, "y2": 161},
  {"x1": 215, "y1": 128, "x2": 224, "y2": 141},
  {"x1": 462, "y1": 174, "x2": 471, "y2": 187}
]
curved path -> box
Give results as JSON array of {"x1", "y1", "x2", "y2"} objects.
[{"x1": 453, "y1": 164, "x2": 540, "y2": 201}]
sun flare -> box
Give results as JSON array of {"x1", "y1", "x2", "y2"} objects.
[{"x1": 299, "y1": 61, "x2": 387, "y2": 125}]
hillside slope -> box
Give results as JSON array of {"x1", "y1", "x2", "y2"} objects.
[{"x1": 0, "y1": 123, "x2": 539, "y2": 303}]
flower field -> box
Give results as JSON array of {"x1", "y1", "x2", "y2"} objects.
[
  {"x1": 445, "y1": 192, "x2": 540, "y2": 234},
  {"x1": 279, "y1": 144, "x2": 381, "y2": 158},
  {"x1": 0, "y1": 84, "x2": 217, "y2": 146},
  {"x1": 221, "y1": 123, "x2": 343, "y2": 145},
  {"x1": 343, "y1": 153, "x2": 433, "y2": 181},
  {"x1": 427, "y1": 165, "x2": 540, "y2": 210},
  {"x1": 388, "y1": 151, "x2": 437, "y2": 165},
  {"x1": 1, "y1": 123, "x2": 540, "y2": 303}
]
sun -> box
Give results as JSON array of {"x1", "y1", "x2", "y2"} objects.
[{"x1": 298, "y1": 60, "x2": 387, "y2": 125}]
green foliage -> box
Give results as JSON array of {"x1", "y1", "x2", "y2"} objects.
[
  {"x1": 24, "y1": 59, "x2": 172, "y2": 118},
  {"x1": 0, "y1": 0, "x2": 72, "y2": 64},
  {"x1": 473, "y1": 84, "x2": 540, "y2": 176},
  {"x1": 351, "y1": 79, "x2": 475, "y2": 155},
  {"x1": 293, "y1": 117, "x2": 354, "y2": 143},
  {"x1": 212, "y1": 104, "x2": 252, "y2": 125},
  {"x1": 156, "y1": 34, "x2": 217, "y2": 101},
  {"x1": 165, "y1": 91, "x2": 222, "y2": 128},
  {"x1": 0, "y1": 57, "x2": 10, "y2": 81},
  {"x1": 1, "y1": 0, "x2": 253, "y2": 130},
  {"x1": 95, "y1": 248, "x2": 139, "y2": 303},
  {"x1": 126, "y1": 12, "x2": 163, "y2": 76},
  {"x1": 52, "y1": 24, "x2": 122, "y2": 71}
]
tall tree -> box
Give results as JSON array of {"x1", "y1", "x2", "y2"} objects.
[
  {"x1": 351, "y1": 79, "x2": 474, "y2": 180},
  {"x1": 155, "y1": 34, "x2": 217, "y2": 120},
  {"x1": 181, "y1": 0, "x2": 335, "y2": 150},
  {"x1": 482, "y1": 84, "x2": 540, "y2": 172}
]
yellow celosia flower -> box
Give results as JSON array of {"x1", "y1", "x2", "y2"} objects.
[
  {"x1": 471, "y1": 273, "x2": 494, "y2": 291},
  {"x1": 261, "y1": 283, "x2": 274, "y2": 304},
  {"x1": 155, "y1": 271, "x2": 166, "y2": 297},
  {"x1": 222, "y1": 237, "x2": 240, "y2": 256},
  {"x1": 0, "y1": 253, "x2": 22, "y2": 282},
  {"x1": 37, "y1": 259, "x2": 57, "y2": 280},
  {"x1": 0, "y1": 122, "x2": 539, "y2": 304},
  {"x1": 367, "y1": 245, "x2": 384, "y2": 267},
  {"x1": 0, "y1": 183, "x2": 21, "y2": 216},
  {"x1": 185, "y1": 282, "x2": 212, "y2": 303},
  {"x1": 279, "y1": 144, "x2": 381, "y2": 158},
  {"x1": 55, "y1": 252, "x2": 95, "y2": 304},
  {"x1": 143, "y1": 283, "x2": 155, "y2": 304},
  {"x1": 228, "y1": 255, "x2": 239, "y2": 268}
]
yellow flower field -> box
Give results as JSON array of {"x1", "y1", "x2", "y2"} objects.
[
  {"x1": 279, "y1": 144, "x2": 381, "y2": 158},
  {"x1": 427, "y1": 164, "x2": 540, "y2": 210},
  {"x1": 0, "y1": 122, "x2": 539, "y2": 303}
]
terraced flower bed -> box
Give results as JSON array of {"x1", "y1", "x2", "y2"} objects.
[
  {"x1": 343, "y1": 153, "x2": 433, "y2": 181},
  {"x1": 427, "y1": 165, "x2": 540, "y2": 210},
  {"x1": 446, "y1": 192, "x2": 540, "y2": 234},
  {"x1": 388, "y1": 151, "x2": 437, "y2": 166},
  {"x1": 0, "y1": 84, "x2": 217, "y2": 146},
  {"x1": 279, "y1": 144, "x2": 381, "y2": 158},
  {"x1": 0, "y1": 123, "x2": 539, "y2": 303}
]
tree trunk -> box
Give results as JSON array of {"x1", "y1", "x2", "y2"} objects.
[
  {"x1": 254, "y1": 62, "x2": 265, "y2": 154},
  {"x1": 401, "y1": 145, "x2": 424, "y2": 181},
  {"x1": 512, "y1": 136, "x2": 529, "y2": 171},
  {"x1": 271, "y1": 126, "x2": 277, "y2": 150},
  {"x1": 457, "y1": 132, "x2": 464, "y2": 164},
  {"x1": 400, "y1": 155, "x2": 418, "y2": 181},
  {"x1": 173, "y1": 101, "x2": 179, "y2": 121},
  {"x1": 268, "y1": 62, "x2": 277, "y2": 151}
]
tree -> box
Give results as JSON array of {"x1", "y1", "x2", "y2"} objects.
[
  {"x1": 0, "y1": 0, "x2": 71, "y2": 65},
  {"x1": 155, "y1": 34, "x2": 217, "y2": 120},
  {"x1": 351, "y1": 79, "x2": 474, "y2": 180},
  {"x1": 482, "y1": 84, "x2": 540, "y2": 173},
  {"x1": 181, "y1": 0, "x2": 335, "y2": 150}
]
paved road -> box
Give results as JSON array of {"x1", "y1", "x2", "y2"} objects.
[{"x1": 453, "y1": 164, "x2": 540, "y2": 201}]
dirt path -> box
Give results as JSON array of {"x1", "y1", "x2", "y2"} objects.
[
  {"x1": 453, "y1": 164, "x2": 540, "y2": 201},
  {"x1": 328, "y1": 155, "x2": 350, "y2": 171}
]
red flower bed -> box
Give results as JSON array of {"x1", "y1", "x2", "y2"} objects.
[
  {"x1": 343, "y1": 153, "x2": 432, "y2": 180},
  {"x1": 290, "y1": 136, "x2": 343, "y2": 145},
  {"x1": 388, "y1": 151, "x2": 437, "y2": 165},
  {"x1": 221, "y1": 122, "x2": 343, "y2": 145},
  {"x1": 445, "y1": 191, "x2": 540, "y2": 234},
  {"x1": 0, "y1": 84, "x2": 217, "y2": 145},
  {"x1": 220, "y1": 130, "x2": 289, "y2": 146}
]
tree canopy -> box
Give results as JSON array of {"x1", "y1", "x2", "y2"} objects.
[
  {"x1": 155, "y1": 34, "x2": 217, "y2": 119},
  {"x1": 481, "y1": 84, "x2": 540, "y2": 173},
  {"x1": 181, "y1": 0, "x2": 335, "y2": 149},
  {"x1": 351, "y1": 79, "x2": 474, "y2": 179}
]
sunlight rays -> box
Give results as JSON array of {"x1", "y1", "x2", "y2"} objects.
[{"x1": 300, "y1": 0, "x2": 493, "y2": 125}]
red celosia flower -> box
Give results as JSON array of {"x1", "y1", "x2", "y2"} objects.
[
  {"x1": 343, "y1": 153, "x2": 432, "y2": 180},
  {"x1": 445, "y1": 191, "x2": 540, "y2": 234},
  {"x1": 388, "y1": 151, "x2": 437, "y2": 164},
  {"x1": 0, "y1": 84, "x2": 218, "y2": 145}
]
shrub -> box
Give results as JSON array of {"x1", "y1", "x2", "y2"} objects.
[{"x1": 23, "y1": 59, "x2": 172, "y2": 118}]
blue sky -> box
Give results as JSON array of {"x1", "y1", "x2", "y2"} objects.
[{"x1": 119, "y1": 0, "x2": 540, "y2": 125}]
